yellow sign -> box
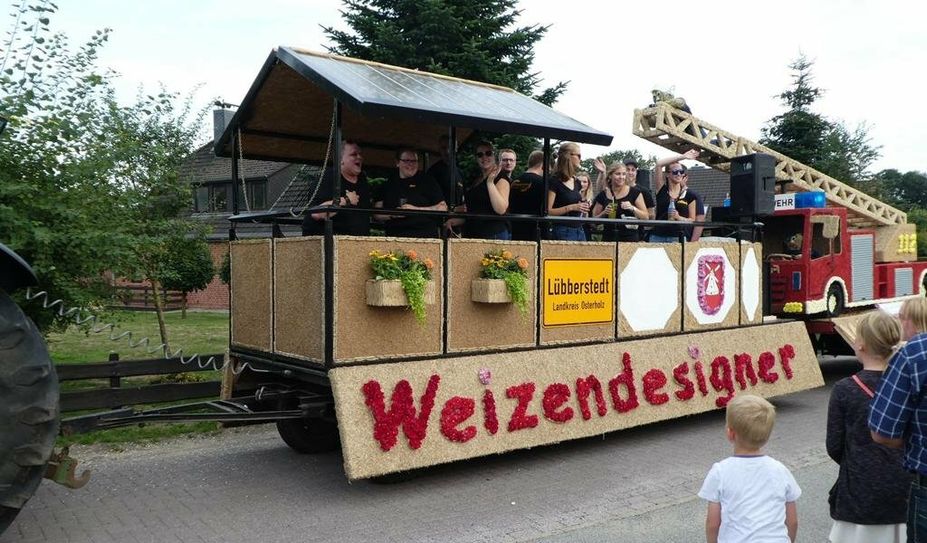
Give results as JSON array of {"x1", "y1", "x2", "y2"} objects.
[{"x1": 542, "y1": 259, "x2": 614, "y2": 326}]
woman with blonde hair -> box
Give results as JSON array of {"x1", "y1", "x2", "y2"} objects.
[
  {"x1": 826, "y1": 310, "x2": 911, "y2": 542},
  {"x1": 898, "y1": 296, "x2": 927, "y2": 341},
  {"x1": 546, "y1": 142, "x2": 588, "y2": 241},
  {"x1": 591, "y1": 162, "x2": 648, "y2": 242}
]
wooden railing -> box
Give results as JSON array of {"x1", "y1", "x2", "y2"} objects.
[{"x1": 56, "y1": 352, "x2": 224, "y2": 412}]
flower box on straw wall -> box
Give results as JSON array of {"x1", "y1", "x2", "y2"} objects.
[
  {"x1": 366, "y1": 279, "x2": 436, "y2": 307},
  {"x1": 471, "y1": 278, "x2": 513, "y2": 303}
]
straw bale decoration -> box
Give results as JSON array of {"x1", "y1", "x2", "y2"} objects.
[
  {"x1": 447, "y1": 239, "x2": 536, "y2": 353},
  {"x1": 230, "y1": 239, "x2": 273, "y2": 352},
  {"x1": 330, "y1": 321, "x2": 823, "y2": 480},
  {"x1": 617, "y1": 242, "x2": 683, "y2": 337},
  {"x1": 273, "y1": 237, "x2": 325, "y2": 364},
  {"x1": 333, "y1": 236, "x2": 443, "y2": 364},
  {"x1": 539, "y1": 240, "x2": 616, "y2": 345}
]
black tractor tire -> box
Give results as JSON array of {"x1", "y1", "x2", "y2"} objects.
[
  {"x1": 276, "y1": 417, "x2": 340, "y2": 454},
  {"x1": 825, "y1": 283, "x2": 845, "y2": 318},
  {"x1": 0, "y1": 291, "x2": 60, "y2": 536}
]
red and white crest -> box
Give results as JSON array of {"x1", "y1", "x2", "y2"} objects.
[{"x1": 698, "y1": 255, "x2": 725, "y2": 315}]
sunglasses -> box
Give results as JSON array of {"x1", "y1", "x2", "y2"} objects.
[
  {"x1": 475, "y1": 151, "x2": 493, "y2": 158},
  {"x1": 670, "y1": 169, "x2": 686, "y2": 175}
]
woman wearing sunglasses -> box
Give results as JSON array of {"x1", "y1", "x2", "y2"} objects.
[
  {"x1": 547, "y1": 142, "x2": 588, "y2": 241},
  {"x1": 462, "y1": 141, "x2": 511, "y2": 240},
  {"x1": 650, "y1": 150, "x2": 700, "y2": 243}
]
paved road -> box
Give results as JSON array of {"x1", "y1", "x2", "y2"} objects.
[{"x1": 1, "y1": 358, "x2": 860, "y2": 543}]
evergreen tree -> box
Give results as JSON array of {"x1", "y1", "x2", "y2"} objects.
[
  {"x1": 759, "y1": 55, "x2": 831, "y2": 168},
  {"x1": 323, "y1": 0, "x2": 565, "y2": 104},
  {"x1": 760, "y1": 54, "x2": 881, "y2": 186},
  {"x1": 323, "y1": 0, "x2": 567, "y2": 175}
]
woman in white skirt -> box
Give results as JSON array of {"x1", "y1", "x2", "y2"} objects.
[{"x1": 826, "y1": 311, "x2": 912, "y2": 542}]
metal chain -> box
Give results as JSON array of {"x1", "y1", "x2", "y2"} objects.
[
  {"x1": 237, "y1": 127, "x2": 251, "y2": 212},
  {"x1": 292, "y1": 101, "x2": 338, "y2": 217}
]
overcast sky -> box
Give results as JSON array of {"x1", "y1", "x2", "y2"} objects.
[{"x1": 45, "y1": 0, "x2": 926, "y2": 174}]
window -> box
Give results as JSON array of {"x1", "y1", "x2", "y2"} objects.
[
  {"x1": 244, "y1": 180, "x2": 267, "y2": 210},
  {"x1": 811, "y1": 221, "x2": 841, "y2": 259},
  {"x1": 192, "y1": 183, "x2": 231, "y2": 212},
  {"x1": 192, "y1": 178, "x2": 267, "y2": 212}
]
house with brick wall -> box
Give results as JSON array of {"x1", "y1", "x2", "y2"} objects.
[{"x1": 172, "y1": 109, "x2": 321, "y2": 310}]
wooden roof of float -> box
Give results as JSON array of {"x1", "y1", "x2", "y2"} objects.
[{"x1": 216, "y1": 47, "x2": 613, "y2": 169}]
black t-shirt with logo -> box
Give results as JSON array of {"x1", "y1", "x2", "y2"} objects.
[
  {"x1": 594, "y1": 187, "x2": 642, "y2": 242},
  {"x1": 380, "y1": 171, "x2": 445, "y2": 238},
  {"x1": 652, "y1": 185, "x2": 698, "y2": 238},
  {"x1": 509, "y1": 171, "x2": 546, "y2": 240},
  {"x1": 301, "y1": 168, "x2": 371, "y2": 236}
]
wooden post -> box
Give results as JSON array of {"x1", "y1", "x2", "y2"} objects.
[
  {"x1": 108, "y1": 352, "x2": 120, "y2": 389},
  {"x1": 219, "y1": 351, "x2": 237, "y2": 400}
]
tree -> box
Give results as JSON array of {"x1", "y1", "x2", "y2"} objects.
[
  {"x1": 875, "y1": 169, "x2": 927, "y2": 210},
  {"x1": 581, "y1": 150, "x2": 656, "y2": 176},
  {"x1": 323, "y1": 0, "x2": 565, "y2": 105},
  {"x1": 1, "y1": 1, "x2": 129, "y2": 330},
  {"x1": 0, "y1": 1, "x2": 208, "y2": 342},
  {"x1": 323, "y1": 0, "x2": 567, "y2": 174},
  {"x1": 158, "y1": 234, "x2": 215, "y2": 319},
  {"x1": 760, "y1": 55, "x2": 881, "y2": 186}
]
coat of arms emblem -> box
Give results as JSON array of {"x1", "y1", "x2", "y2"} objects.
[{"x1": 698, "y1": 255, "x2": 725, "y2": 315}]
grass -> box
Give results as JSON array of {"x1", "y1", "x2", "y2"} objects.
[
  {"x1": 47, "y1": 310, "x2": 231, "y2": 447},
  {"x1": 46, "y1": 310, "x2": 229, "y2": 364}
]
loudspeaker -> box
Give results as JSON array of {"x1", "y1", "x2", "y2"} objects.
[
  {"x1": 730, "y1": 153, "x2": 776, "y2": 217},
  {"x1": 636, "y1": 169, "x2": 652, "y2": 191}
]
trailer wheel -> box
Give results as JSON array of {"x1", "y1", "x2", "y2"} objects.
[
  {"x1": 276, "y1": 417, "x2": 340, "y2": 454},
  {"x1": 0, "y1": 291, "x2": 60, "y2": 535},
  {"x1": 825, "y1": 283, "x2": 845, "y2": 317}
]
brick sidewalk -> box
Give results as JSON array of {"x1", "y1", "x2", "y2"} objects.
[{"x1": 1, "y1": 383, "x2": 833, "y2": 543}]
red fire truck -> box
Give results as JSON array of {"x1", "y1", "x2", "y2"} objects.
[{"x1": 764, "y1": 201, "x2": 927, "y2": 318}]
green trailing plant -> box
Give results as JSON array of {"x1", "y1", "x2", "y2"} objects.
[
  {"x1": 369, "y1": 249, "x2": 434, "y2": 324},
  {"x1": 479, "y1": 249, "x2": 530, "y2": 315}
]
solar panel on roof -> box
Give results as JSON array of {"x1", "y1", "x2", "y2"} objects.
[{"x1": 215, "y1": 48, "x2": 613, "y2": 163}]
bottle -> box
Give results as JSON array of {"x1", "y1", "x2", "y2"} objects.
[{"x1": 608, "y1": 199, "x2": 617, "y2": 219}]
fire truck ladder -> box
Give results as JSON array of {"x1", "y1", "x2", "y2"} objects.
[{"x1": 632, "y1": 103, "x2": 906, "y2": 228}]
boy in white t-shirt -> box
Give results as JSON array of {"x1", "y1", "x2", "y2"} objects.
[{"x1": 698, "y1": 394, "x2": 800, "y2": 543}]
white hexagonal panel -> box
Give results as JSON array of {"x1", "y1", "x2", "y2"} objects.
[
  {"x1": 741, "y1": 246, "x2": 760, "y2": 322},
  {"x1": 685, "y1": 247, "x2": 736, "y2": 325},
  {"x1": 620, "y1": 247, "x2": 679, "y2": 331}
]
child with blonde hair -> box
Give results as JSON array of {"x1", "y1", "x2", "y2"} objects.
[
  {"x1": 827, "y1": 310, "x2": 911, "y2": 542},
  {"x1": 699, "y1": 394, "x2": 800, "y2": 543}
]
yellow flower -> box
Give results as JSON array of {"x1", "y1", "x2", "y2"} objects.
[
  {"x1": 501, "y1": 250, "x2": 513, "y2": 260},
  {"x1": 481, "y1": 258, "x2": 490, "y2": 266}
]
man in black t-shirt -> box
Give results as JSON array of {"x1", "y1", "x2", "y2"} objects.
[
  {"x1": 508, "y1": 150, "x2": 547, "y2": 241},
  {"x1": 301, "y1": 140, "x2": 371, "y2": 236},
  {"x1": 375, "y1": 148, "x2": 447, "y2": 238}
]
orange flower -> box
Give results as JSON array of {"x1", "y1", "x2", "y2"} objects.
[
  {"x1": 406, "y1": 250, "x2": 418, "y2": 260},
  {"x1": 517, "y1": 257, "x2": 529, "y2": 270},
  {"x1": 501, "y1": 250, "x2": 513, "y2": 260},
  {"x1": 423, "y1": 258, "x2": 434, "y2": 269}
]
